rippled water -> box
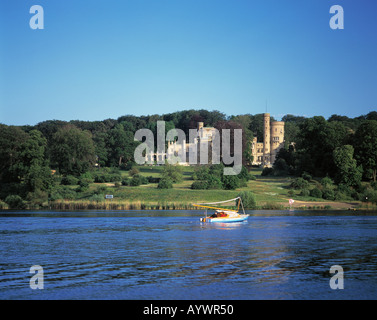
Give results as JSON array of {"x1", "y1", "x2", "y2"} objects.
[{"x1": 0, "y1": 210, "x2": 377, "y2": 300}]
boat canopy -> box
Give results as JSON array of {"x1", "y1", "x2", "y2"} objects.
[{"x1": 193, "y1": 197, "x2": 245, "y2": 214}]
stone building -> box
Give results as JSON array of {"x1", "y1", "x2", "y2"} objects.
[
  {"x1": 251, "y1": 113, "x2": 285, "y2": 166},
  {"x1": 144, "y1": 121, "x2": 217, "y2": 165},
  {"x1": 143, "y1": 113, "x2": 284, "y2": 167}
]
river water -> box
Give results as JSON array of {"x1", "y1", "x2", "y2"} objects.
[{"x1": 0, "y1": 210, "x2": 376, "y2": 300}]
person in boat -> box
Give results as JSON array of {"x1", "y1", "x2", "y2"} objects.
[{"x1": 210, "y1": 211, "x2": 228, "y2": 218}]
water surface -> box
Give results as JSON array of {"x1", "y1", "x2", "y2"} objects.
[{"x1": 0, "y1": 210, "x2": 376, "y2": 299}]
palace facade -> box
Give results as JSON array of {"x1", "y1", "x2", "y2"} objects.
[{"x1": 144, "y1": 114, "x2": 285, "y2": 167}]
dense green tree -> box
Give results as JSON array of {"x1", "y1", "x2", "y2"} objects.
[
  {"x1": 353, "y1": 120, "x2": 377, "y2": 182},
  {"x1": 296, "y1": 116, "x2": 348, "y2": 177},
  {"x1": 16, "y1": 130, "x2": 52, "y2": 192},
  {"x1": 0, "y1": 127, "x2": 53, "y2": 198},
  {"x1": 161, "y1": 164, "x2": 183, "y2": 183},
  {"x1": 333, "y1": 145, "x2": 362, "y2": 187},
  {"x1": 50, "y1": 124, "x2": 96, "y2": 176},
  {"x1": 106, "y1": 124, "x2": 138, "y2": 167},
  {"x1": 0, "y1": 124, "x2": 30, "y2": 183},
  {"x1": 281, "y1": 114, "x2": 306, "y2": 147},
  {"x1": 93, "y1": 131, "x2": 108, "y2": 167}
]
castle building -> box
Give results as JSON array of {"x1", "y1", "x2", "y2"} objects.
[
  {"x1": 144, "y1": 121, "x2": 217, "y2": 165},
  {"x1": 144, "y1": 113, "x2": 284, "y2": 167},
  {"x1": 251, "y1": 113, "x2": 285, "y2": 166}
]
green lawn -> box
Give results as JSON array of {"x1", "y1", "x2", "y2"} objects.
[
  {"x1": 96, "y1": 166, "x2": 293, "y2": 205},
  {"x1": 56, "y1": 165, "x2": 362, "y2": 210}
]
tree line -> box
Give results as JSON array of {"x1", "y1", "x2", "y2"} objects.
[
  {"x1": 1, "y1": 109, "x2": 377, "y2": 208},
  {"x1": 267, "y1": 112, "x2": 377, "y2": 203}
]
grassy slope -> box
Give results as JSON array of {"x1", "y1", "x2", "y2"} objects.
[
  {"x1": 91, "y1": 166, "x2": 358, "y2": 208},
  {"x1": 60, "y1": 165, "x2": 363, "y2": 210}
]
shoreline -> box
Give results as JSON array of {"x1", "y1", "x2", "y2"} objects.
[{"x1": 1, "y1": 199, "x2": 375, "y2": 212}]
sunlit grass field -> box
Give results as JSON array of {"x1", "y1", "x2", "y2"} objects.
[
  {"x1": 50, "y1": 165, "x2": 360, "y2": 211},
  {"x1": 69, "y1": 166, "x2": 294, "y2": 209}
]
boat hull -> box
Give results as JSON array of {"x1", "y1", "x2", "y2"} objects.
[{"x1": 202, "y1": 215, "x2": 249, "y2": 223}]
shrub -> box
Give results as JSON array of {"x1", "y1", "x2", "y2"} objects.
[
  {"x1": 147, "y1": 176, "x2": 160, "y2": 183},
  {"x1": 140, "y1": 176, "x2": 148, "y2": 184},
  {"x1": 337, "y1": 184, "x2": 353, "y2": 196},
  {"x1": 89, "y1": 194, "x2": 104, "y2": 202},
  {"x1": 238, "y1": 166, "x2": 251, "y2": 182},
  {"x1": 128, "y1": 167, "x2": 140, "y2": 177},
  {"x1": 130, "y1": 175, "x2": 141, "y2": 186},
  {"x1": 95, "y1": 185, "x2": 108, "y2": 193},
  {"x1": 93, "y1": 173, "x2": 122, "y2": 183},
  {"x1": 191, "y1": 181, "x2": 208, "y2": 190},
  {"x1": 239, "y1": 179, "x2": 248, "y2": 187},
  {"x1": 290, "y1": 177, "x2": 309, "y2": 190},
  {"x1": 77, "y1": 179, "x2": 90, "y2": 192},
  {"x1": 321, "y1": 177, "x2": 334, "y2": 187},
  {"x1": 129, "y1": 175, "x2": 148, "y2": 186},
  {"x1": 301, "y1": 172, "x2": 312, "y2": 181},
  {"x1": 49, "y1": 191, "x2": 63, "y2": 201},
  {"x1": 5, "y1": 195, "x2": 26, "y2": 209},
  {"x1": 300, "y1": 189, "x2": 310, "y2": 197},
  {"x1": 360, "y1": 189, "x2": 377, "y2": 204},
  {"x1": 161, "y1": 164, "x2": 183, "y2": 183},
  {"x1": 121, "y1": 178, "x2": 129, "y2": 186},
  {"x1": 288, "y1": 189, "x2": 295, "y2": 197},
  {"x1": 27, "y1": 190, "x2": 48, "y2": 208},
  {"x1": 93, "y1": 174, "x2": 105, "y2": 183},
  {"x1": 109, "y1": 174, "x2": 122, "y2": 182},
  {"x1": 207, "y1": 175, "x2": 223, "y2": 189},
  {"x1": 322, "y1": 188, "x2": 335, "y2": 200},
  {"x1": 79, "y1": 172, "x2": 94, "y2": 183},
  {"x1": 261, "y1": 167, "x2": 274, "y2": 176},
  {"x1": 79, "y1": 177, "x2": 92, "y2": 186},
  {"x1": 209, "y1": 164, "x2": 224, "y2": 177},
  {"x1": 310, "y1": 187, "x2": 323, "y2": 199},
  {"x1": 52, "y1": 186, "x2": 77, "y2": 200},
  {"x1": 0, "y1": 200, "x2": 9, "y2": 209},
  {"x1": 273, "y1": 159, "x2": 289, "y2": 175},
  {"x1": 222, "y1": 175, "x2": 240, "y2": 190},
  {"x1": 158, "y1": 178, "x2": 173, "y2": 189},
  {"x1": 237, "y1": 191, "x2": 256, "y2": 209},
  {"x1": 192, "y1": 166, "x2": 210, "y2": 180},
  {"x1": 61, "y1": 175, "x2": 79, "y2": 185},
  {"x1": 334, "y1": 191, "x2": 348, "y2": 201}
]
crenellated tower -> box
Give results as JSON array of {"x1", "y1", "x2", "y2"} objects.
[
  {"x1": 251, "y1": 113, "x2": 285, "y2": 167},
  {"x1": 263, "y1": 113, "x2": 270, "y2": 165},
  {"x1": 270, "y1": 121, "x2": 285, "y2": 164}
]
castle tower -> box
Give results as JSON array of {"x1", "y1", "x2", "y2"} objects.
[
  {"x1": 263, "y1": 113, "x2": 270, "y2": 165},
  {"x1": 270, "y1": 121, "x2": 285, "y2": 164}
]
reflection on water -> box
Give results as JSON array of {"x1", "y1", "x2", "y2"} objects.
[{"x1": 0, "y1": 210, "x2": 377, "y2": 299}]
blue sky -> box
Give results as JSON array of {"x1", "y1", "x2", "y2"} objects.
[{"x1": 1, "y1": 0, "x2": 376, "y2": 125}]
